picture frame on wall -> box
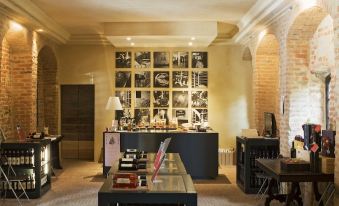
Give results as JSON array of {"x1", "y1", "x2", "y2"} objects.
[
  {"x1": 135, "y1": 71, "x2": 151, "y2": 87},
  {"x1": 172, "y1": 91, "x2": 188, "y2": 108},
  {"x1": 115, "y1": 71, "x2": 131, "y2": 88},
  {"x1": 192, "y1": 109, "x2": 208, "y2": 123},
  {"x1": 153, "y1": 52, "x2": 170, "y2": 68},
  {"x1": 153, "y1": 109, "x2": 169, "y2": 122},
  {"x1": 115, "y1": 91, "x2": 132, "y2": 108},
  {"x1": 192, "y1": 71, "x2": 208, "y2": 88},
  {"x1": 172, "y1": 52, "x2": 189, "y2": 68},
  {"x1": 172, "y1": 71, "x2": 189, "y2": 88},
  {"x1": 134, "y1": 52, "x2": 151, "y2": 68},
  {"x1": 135, "y1": 91, "x2": 151, "y2": 108},
  {"x1": 115, "y1": 52, "x2": 131, "y2": 68},
  {"x1": 191, "y1": 91, "x2": 208, "y2": 108},
  {"x1": 192, "y1": 52, "x2": 208, "y2": 68},
  {"x1": 172, "y1": 109, "x2": 189, "y2": 125},
  {"x1": 153, "y1": 91, "x2": 169, "y2": 107},
  {"x1": 153, "y1": 71, "x2": 170, "y2": 88},
  {"x1": 134, "y1": 109, "x2": 151, "y2": 125}
]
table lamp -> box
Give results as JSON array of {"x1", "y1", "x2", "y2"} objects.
[{"x1": 106, "y1": 96, "x2": 123, "y2": 131}]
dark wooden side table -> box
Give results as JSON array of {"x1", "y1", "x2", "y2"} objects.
[
  {"x1": 45, "y1": 135, "x2": 63, "y2": 169},
  {"x1": 256, "y1": 158, "x2": 334, "y2": 206}
]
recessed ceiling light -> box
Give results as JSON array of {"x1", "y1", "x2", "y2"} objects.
[
  {"x1": 188, "y1": 42, "x2": 193, "y2": 46},
  {"x1": 126, "y1": 37, "x2": 131, "y2": 41},
  {"x1": 191, "y1": 37, "x2": 196, "y2": 41},
  {"x1": 130, "y1": 42, "x2": 135, "y2": 46}
]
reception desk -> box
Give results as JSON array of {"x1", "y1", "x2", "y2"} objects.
[{"x1": 103, "y1": 130, "x2": 218, "y2": 179}]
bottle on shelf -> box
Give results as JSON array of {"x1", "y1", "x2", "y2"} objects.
[
  {"x1": 290, "y1": 141, "x2": 296, "y2": 158},
  {"x1": 29, "y1": 149, "x2": 34, "y2": 166},
  {"x1": 20, "y1": 150, "x2": 25, "y2": 165},
  {"x1": 31, "y1": 173, "x2": 35, "y2": 189},
  {"x1": 25, "y1": 150, "x2": 30, "y2": 165},
  {"x1": 16, "y1": 150, "x2": 20, "y2": 165}
]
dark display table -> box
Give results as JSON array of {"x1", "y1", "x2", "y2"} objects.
[
  {"x1": 256, "y1": 158, "x2": 334, "y2": 206},
  {"x1": 106, "y1": 130, "x2": 218, "y2": 179}
]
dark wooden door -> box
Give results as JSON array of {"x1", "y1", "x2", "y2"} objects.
[{"x1": 61, "y1": 85, "x2": 94, "y2": 160}]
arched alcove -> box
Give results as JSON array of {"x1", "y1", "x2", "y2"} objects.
[
  {"x1": 254, "y1": 34, "x2": 280, "y2": 135},
  {"x1": 37, "y1": 46, "x2": 58, "y2": 134},
  {"x1": 286, "y1": 6, "x2": 335, "y2": 152},
  {"x1": 0, "y1": 21, "x2": 34, "y2": 137}
]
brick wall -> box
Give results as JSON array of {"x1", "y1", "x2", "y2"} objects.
[{"x1": 254, "y1": 34, "x2": 280, "y2": 135}]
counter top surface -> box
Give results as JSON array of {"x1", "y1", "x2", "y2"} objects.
[{"x1": 105, "y1": 129, "x2": 217, "y2": 134}]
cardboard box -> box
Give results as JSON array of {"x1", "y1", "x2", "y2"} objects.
[{"x1": 320, "y1": 156, "x2": 335, "y2": 174}]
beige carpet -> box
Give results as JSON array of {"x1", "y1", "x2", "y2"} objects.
[{"x1": 0, "y1": 160, "x2": 312, "y2": 206}]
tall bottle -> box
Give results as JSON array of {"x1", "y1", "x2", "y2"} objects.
[{"x1": 290, "y1": 141, "x2": 296, "y2": 158}]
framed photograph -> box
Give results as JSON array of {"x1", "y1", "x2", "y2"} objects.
[
  {"x1": 192, "y1": 71, "x2": 208, "y2": 88},
  {"x1": 192, "y1": 52, "x2": 208, "y2": 68},
  {"x1": 134, "y1": 109, "x2": 150, "y2": 125},
  {"x1": 153, "y1": 109, "x2": 169, "y2": 121},
  {"x1": 135, "y1": 71, "x2": 151, "y2": 87},
  {"x1": 192, "y1": 109, "x2": 208, "y2": 123},
  {"x1": 115, "y1": 71, "x2": 131, "y2": 88},
  {"x1": 172, "y1": 71, "x2": 189, "y2": 88},
  {"x1": 115, "y1": 108, "x2": 132, "y2": 120},
  {"x1": 115, "y1": 91, "x2": 132, "y2": 108},
  {"x1": 134, "y1": 52, "x2": 151, "y2": 68},
  {"x1": 115, "y1": 52, "x2": 131, "y2": 68},
  {"x1": 172, "y1": 52, "x2": 189, "y2": 68},
  {"x1": 153, "y1": 71, "x2": 170, "y2": 88},
  {"x1": 153, "y1": 91, "x2": 169, "y2": 107},
  {"x1": 135, "y1": 91, "x2": 151, "y2": 107},
  {"x1": 153, "y1": 52, "x2": 170, "y2": 68},
  {"x1": 172, "y1": 109, "x2": 189, "y2": 125},
  {"x1": 191, "y1": 91, "x2": 208, "y2": 108},
  {"x1": 172, "y1": 91, "x2": 188, "y2": 108}
]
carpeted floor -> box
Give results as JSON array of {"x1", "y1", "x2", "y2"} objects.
[{"x1": 0, "y1": 160, "x2": 309, "y2": 206}]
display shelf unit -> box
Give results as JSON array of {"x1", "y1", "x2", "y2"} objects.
[
  {"x1": 236, "y1": 136, "x2": 279, "y2": 194},
  {"x1": 0, "y1": 138, "x2": 52, "y2": 198}
]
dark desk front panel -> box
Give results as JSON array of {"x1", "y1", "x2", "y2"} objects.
[{"x1": 119, "y1": 131, "x2": 218, "y2": 179}]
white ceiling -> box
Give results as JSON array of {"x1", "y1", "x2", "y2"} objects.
[{"x1": 31, "y1": 0, "x2": 257, "y2": 34}]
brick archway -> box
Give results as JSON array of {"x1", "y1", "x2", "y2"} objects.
[
  {"x1": 285, "y1": 6, "x2": 335, "y2": 153},
  {"x1": 254, "y1": 34, "x2": 280, "y2": 135},
  {"x1": 37, "y1": 46, "x2": 58, "y2": 134}
]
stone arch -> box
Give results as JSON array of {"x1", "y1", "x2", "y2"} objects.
[
  {"x1": 37, "y1": 46, "x2": 58, "y2": 134},
  {"x1": 285, "y1": 6, "x2": 335, "y2": 152},
  {"x1": 0, "y1": 21, "x2": 34, "y2": 137},
  {"x1": 242, "y1": 47, "x2": 252, "y2": 61},
  {"x1": 254, "y1": 34, "x2": 280, "y2": 135}
]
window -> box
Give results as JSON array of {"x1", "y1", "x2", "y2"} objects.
[{"x1": 325, "y1": 74, "x2": 331, "y2": 129}]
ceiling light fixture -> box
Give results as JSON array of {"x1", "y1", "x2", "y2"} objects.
[
  {"x1": 188, "y1": 42, "x2": 193, "y2": 46},
  {"x1": 36, "y1": 29, "x2": 44, "y2": 32},
  {"x1": 10, "y1": 21, "x2": 23, "y2": 31},
  {"x1": 126, "y1": 37, "x2": 131, "y2": 41},
  {"x1": 130, "y1": 42, "x2": 135, "y2": 46},
  {"x1": 191, "y1": 37, "x2": 196, "y2": 41}
]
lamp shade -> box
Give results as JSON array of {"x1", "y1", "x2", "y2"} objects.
[{"x1": 105, "y1": 96, "x2": 123, "y2": 110}]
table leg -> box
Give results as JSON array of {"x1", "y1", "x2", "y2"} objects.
[
  {"x1": 313, "y1": 182, "x2": 323, "y2": 206},
  {"x1": 265, "y1": 179, "x2": 276, "y2": 206},
  {"x1": 285, "y1": 182, "x2": 302, "y2": 206}
]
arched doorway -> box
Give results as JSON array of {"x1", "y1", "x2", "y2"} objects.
[
  {"x1": 37, "y1": 46, "x2": 58, "y2": 134},
  {"x1": 254, "y1": 34, "x2": 280, "y2": 135},
  {"x1": 285, "y1": 7, "x2": 335, "y2": 154}
]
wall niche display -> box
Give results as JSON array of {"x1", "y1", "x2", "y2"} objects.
[
  {"x1": 116, "y1": 91, "x2": 132, "y2": 108},
  {"x1": 153, "y1": 71, "x2": 170, "y2": 88},
  {"x1": 192, "y1": 52, "x2": 208, "y2": 68},
  {"x1": 134, "y1": 109, "x2": 150, "y2": 125},
  {"x1": 192, "y1": 71, "x2": 208, "y2": 88},
  {"x1": 173, "y1": 109, "x2": 189, "y2": 124},
  {"x1": 135, "y1": 91, "x2": 150, "y2": 107},
  {"x1": 192, "y1": 109, "x2": 208, "y2": 123},
  {"x1": 115, "y1": 71, "x2": 131, "y2": 88},
  {"x1": 134, "y1": 52, "x2": 151, "y2": 68},
  {"x1": 191, "y1": 91, "x2": 208, "y2": 108},
  {"x1": 116, "y1": 52, "x2": 131, "y2": 68},
  {"x1": 153, "y1": 91, "x2": 169, "y2": 107},
  {"x1": 172, "y1": 52, "x2": 189, "y2": 68},
  {"x1": 172, "y1": 91, "x2": 188, "y2": 108},
  {"x1": 154, "y1": 52, "x2": 170, "y2": 68},
  {"x1": 135, "y1": 71, "x2": 151, "y2": 87},
  {"x1": 172, "y1": 71, "x2": 189, "y2": 88}
]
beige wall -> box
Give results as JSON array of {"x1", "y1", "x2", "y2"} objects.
[{"x1": 58, "y1": 44, "x2": 253, "y2": 162}]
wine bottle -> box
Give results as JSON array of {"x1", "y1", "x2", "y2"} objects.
[
  {"x1": 20, "y1": 150, "x2": 25, "y2": 165},
  {"x1": 16, "y1": 150, "x2": 20, "y2": 165},
  {"x1": 26, "y1": 175, "x2": 31, "y2": 190},
  {"x1": 31, "y1": 173, "x2": 35, "y2": 190},
  {"x1": 290, "y1": 141, "x2": 296, "y2": 158},
  {"x1": 25, "y1": 150, "x2": 30, "y2": 165}
]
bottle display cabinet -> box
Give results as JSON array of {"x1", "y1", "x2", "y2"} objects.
[
  {"x1": 0, "y1": 139, "x2": 51, "y2": 198},
  {"x1": 236, "y1": 136, "x2": 279, "y2": 194}
]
